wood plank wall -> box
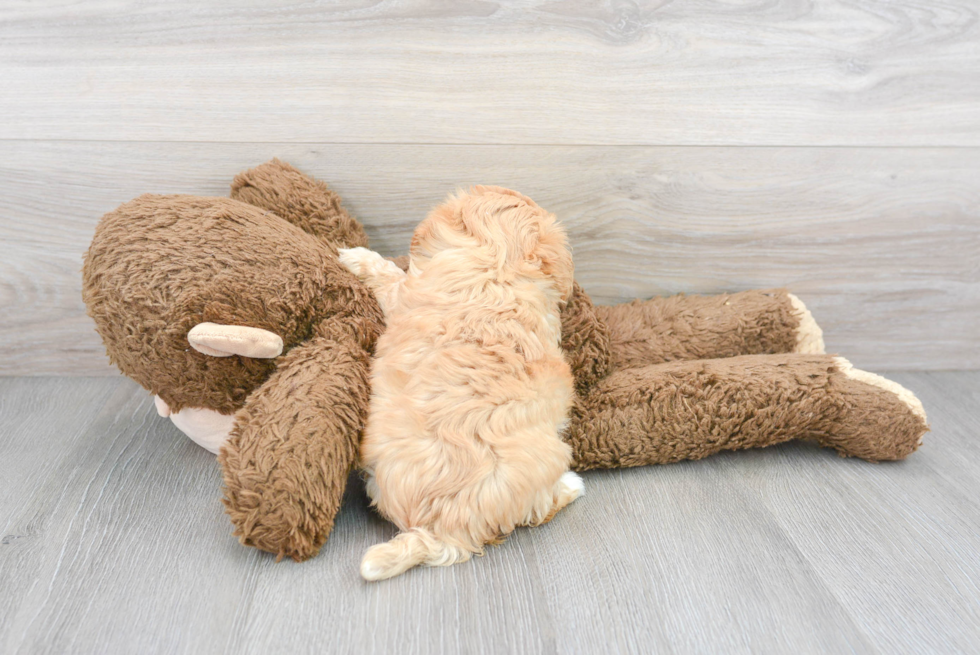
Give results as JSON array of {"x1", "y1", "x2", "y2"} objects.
[{"x1": 1, "y1": 1, "x2": 978, "y2": 375}]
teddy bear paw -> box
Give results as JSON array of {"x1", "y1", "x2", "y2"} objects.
[{"x1": 787, "y1": 293, "x2": 826, "y2": 354}]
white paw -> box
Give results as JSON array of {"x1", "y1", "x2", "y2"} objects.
[
  {"x1": 834, "y1": 357, "x2": 928, "y2": 426},
  {"x1": 787, "y1": 293, "x2": 826, "y2": 355},
  {"x1": 559, "y1": 471, "x2": 585, "y2": 501},
  {"x1": 363, "y1": 471, "x2": 380, "y2": 504},
  {"x1": 338, "y1": 247, "x2": 382, "y2": 278},
  {"x1": 360, "y1": 554, "x2": 386, "y2": 582}
]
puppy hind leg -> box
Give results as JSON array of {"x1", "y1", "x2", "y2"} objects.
[
  {"x1": 526, "y1": 471, "x2": 585, "y2": 527},
  {"x1": 360, "y1": 528, "x2": 470, "y2": 581},
  {"x1": 555, "y1": 471, "x2": 585, "y2": 509}
]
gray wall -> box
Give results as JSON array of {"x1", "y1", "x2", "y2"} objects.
[{"x1": 2, "y1": 1, "x2": 978, "y2": 374}]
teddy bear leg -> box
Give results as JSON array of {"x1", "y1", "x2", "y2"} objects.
[
  {"x1": 219, "y1": 320, "x2": 374, "y2": 562},
  {"x1": 592, "y1": 289, "x2": 824, "y2": 371},
  {"x1": 230, "y1": 159, "x2": 369, "y2": 249},
  {"x1": 565, "y1": 353, "x2": 927, "y2": 470},
  {"x1": 817, "y1": 356, "x2": 928, "y2": 461}
]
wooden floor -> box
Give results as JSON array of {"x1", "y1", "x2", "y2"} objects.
[
  {"x1": 2, "y1": 1, "x2": 978, "y2": 653},
  {"x1": 1, "y1": 372, "x2": 978, "y2": 654}
]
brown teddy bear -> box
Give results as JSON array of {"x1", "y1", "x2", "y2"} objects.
[{"x1": 82, "y1": 159, "x2": 928, "y2": 562}]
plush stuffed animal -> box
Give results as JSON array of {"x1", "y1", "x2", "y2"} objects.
[{"x1": 82, "y1": 159, "x2": 928, "y2": 562}]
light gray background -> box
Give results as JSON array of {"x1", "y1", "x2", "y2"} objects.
[{"x1": 2, "y1": 2, "x2": 978, "y2": 653}]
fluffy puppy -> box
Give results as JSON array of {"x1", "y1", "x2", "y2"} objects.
[{"x1": 339, "y1": 186, "x2": 583, "y2": 581}]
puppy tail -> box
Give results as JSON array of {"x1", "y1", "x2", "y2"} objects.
[{"x1": 360, "y1": 528, "x2": 468, "y2": 581}]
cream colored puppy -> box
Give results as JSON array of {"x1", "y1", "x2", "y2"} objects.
[{"x1": 339, "y1": 186, "x2": 584, "y2": 581}]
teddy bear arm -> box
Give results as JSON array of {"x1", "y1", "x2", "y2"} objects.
[
  {"x1": 592, "y1": 288, "x2": 824, "y2": 372},
  {"x1": 219, "y1": 322, "x2": 373, "y2": 562},
  {"x1": 230, "y1": 158, "x2": 370, "y2": 249},
  {"x1": 565, "y1": 353, "x2": 927, "y2": 470}
]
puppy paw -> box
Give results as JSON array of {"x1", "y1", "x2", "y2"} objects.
[
  {"x1": 526, "y1": 471, "x2": 586, "y2": 527},
  {"x1": 338, "y1": 246, "x2": 384, "y2": 279},
  {"x1": 559, "y1": 471, "x2": 585, "y2": 503}
]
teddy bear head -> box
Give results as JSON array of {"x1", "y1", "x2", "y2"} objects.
[{"x1": 82, "y1": 193, "x2": 382, "y2": 415}]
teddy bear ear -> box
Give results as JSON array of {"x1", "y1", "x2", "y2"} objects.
[{"x1": 187, "y1": 323, "x2": 284, "y2": 359}]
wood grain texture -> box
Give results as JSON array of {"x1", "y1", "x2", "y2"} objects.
[
  {"x1": 2, "y1": 141, "x2": 977, "y2": 375},
  {"x1": 734, "y1": 370, "x2": 980, "y2": 653},
  {"x1": 0, "y1": 377, "x2": 132, "y2": 649},
  {"x1": 0, "y1": 373, "x2": 977, "y2": 653},
  {"x1": 1, "y1": 0, "x2": 978, "y2": 145}
]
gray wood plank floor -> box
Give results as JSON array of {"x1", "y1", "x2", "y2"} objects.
[{"x1": 1, "y1": 372, "x2": 977, "y2": 654}]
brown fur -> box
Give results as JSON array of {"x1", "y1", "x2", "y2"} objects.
[
  {"x1": 83, "y1": 194, "x2": 379, "y2": 415},
  {"x1": 560, "y1": 282, "x2": 613, "y2": 392},
  {"x1": 82, "y1": 167, "x2": 384, "y2": 561},
  {"x1": 595, "y1": 289, "x2": 800, "y2": 371},
  {"x1": 566, "y1": 354, "x2": 926, "y2": 470},
  {"x1": 220, "y1": 315, "x2": 380, "y2": 560},
  {"x1": 230, "y1": 158, "x2": 369, "y2": 250},
  {"x1": 82, "y1": 159, "x2": 929, "y2": 562}
]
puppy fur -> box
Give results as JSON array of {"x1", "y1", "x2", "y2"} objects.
[{"x1": 339, "y1": 186, "x2": 584, "y2": 580}]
